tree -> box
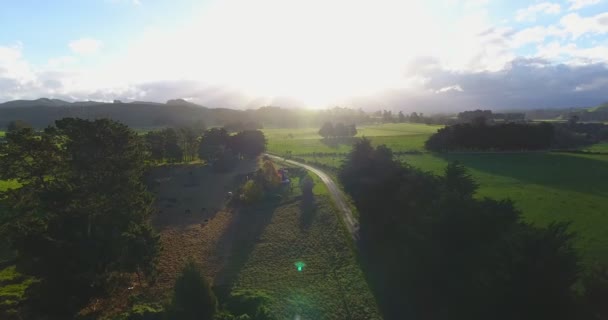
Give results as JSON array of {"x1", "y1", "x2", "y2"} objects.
[
  {"x1": 339, "y1": 140, "x2": 592, "y2": 320},
  {"x1": 230, "y1": 130, "x2": 267, "y2": 159},
  {"x1": 163, "y1": 128, "x2": 183, "y2": 162},
  {"x1": 300, "y1": 174, "x2": 314, "y2": 199},
  {"x1": 144, "y1": 128, "x2": 183, "y2": 162},
  {"x1": 145, "y1": 130, "x2": 166, "y2": 161},
  {"x1": 0, "y1": 118, "x2": 160, "y2": 317},
  {"x1": 443, "y1": 162, "x2": 478, "y2": 199},
  {"x1": 166, "y1": 259, "x2": 218, "y2": 320},
  {"x1": 347, "y1": 124, "x2": 357, "y2": 137},
  {"x1": 199, "y1": 128, "x2": 231, "y2": 163},
  {"x1": 178, "y1": 126, "x2": 199, "y2": 162},
  {"x1": 318, "y1": 122, "x2": 334, "y2": 139},
  {"x1": 334, "y1": 123, "x2": 347, "y2": 137},
  {"x1": 257, "y1": 160, "x2": 281, "y2": 190},
  {"x1": 410, "y1": 112, "x2": 420, "y2": 123},
  {"x1": 6, "y1": 120, "x2": 32, "y2": 132},
  {"x1": 398, "y1": 111, "x2": 406, "y2": 123}
]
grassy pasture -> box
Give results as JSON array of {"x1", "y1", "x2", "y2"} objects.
[
  {"x1": 265, "y1": 123, "x2": 608, "y2": 266},
  {"x1": 583, "y1": 142, "x2": 608, "y2": 153},
  {"x1": 226, "y1": 180, "x2": 380, "y2": 319},
  {"x1": 95, "y1": 160, "x2": 379, "y2": 319},
  {"x1": 264, "y1": 123, "x2": 441, "y2": 156}
]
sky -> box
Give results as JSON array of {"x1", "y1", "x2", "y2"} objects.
[{"x1": 1, "y1": 0, "x2": 608, "y2": 111}]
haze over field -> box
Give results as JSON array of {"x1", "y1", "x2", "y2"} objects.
[{"x1": 1, "y1": 0, "x2": 608, "y2": 110}]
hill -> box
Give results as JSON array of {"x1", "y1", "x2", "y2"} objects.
[
  {"x1": 0, "y1": 99, "x2": 243, "y2": 128},
  {"x1": 0, "y1": 99, "x2": 374, "y2": 129},
  {"x1": 564, "y1": 101, "x2": 608, "y2": 121}
]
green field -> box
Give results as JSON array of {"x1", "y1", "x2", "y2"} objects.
[
  {"x1": 265, "y1": 123, "x2": 608, "y2": 266},
  {"x1": 0, "y1": 131, "x2": 5, "y2": 137},
  {"x1": 264, "y1": 123, "x2": 441, "y2": 156},
  {"x1": 583, "y1": 142, "x2": 608, "y2": 153},
  {"x1": 228, "y1": 179, "x2": 380, "y2": 319}
]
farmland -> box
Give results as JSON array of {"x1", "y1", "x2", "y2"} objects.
[
  {"x1": 91, "y1": 160, "x2": 380, "y2": 319},
  {"x1": 264, "y1": 123, "x2": 608, "y2": 266}
]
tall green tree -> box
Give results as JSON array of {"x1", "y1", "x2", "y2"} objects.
[
  {"x1": 199, "y1": 128, "x2": 231, "y2": 163},
  {"x1": 0, "y1": 118, "x2": 160, "y2": 317},
  {"x1": 230, "y1": 130, "x2": 267, "y2": 159},
  {"x1": 318, "y1": 122, "x2": 334, "y2": 139},
  {"x1": 339, "y1": 139, "x2": 591, "y2": 320}
]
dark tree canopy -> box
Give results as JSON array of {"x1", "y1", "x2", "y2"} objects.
[
  {"x1": 199, "y1": 127, "x2": 232, "y2": 164},
  {"x1": 230, "y1": 130, "x2": 267, "y2": 159},
  {"x1": 0, "y1": 118, "x2": 159, "y2": 317},
  {"x1": 426, "y1": 122, "x2": 555, "y2": 151},
  {"x1": 339, "y1": 139, "x2": 596, "y2": 320}
]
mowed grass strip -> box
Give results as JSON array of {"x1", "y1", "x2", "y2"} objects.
[{"x1": 228, "y1": 181, "x2": 380, "y2": 319}]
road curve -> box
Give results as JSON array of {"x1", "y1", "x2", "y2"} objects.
[{"x1": 267, "y1": 154, "x2": 359, "y2": 240}]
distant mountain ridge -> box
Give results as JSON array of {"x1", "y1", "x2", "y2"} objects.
[
  {"x1": 0, "y1": 98, "x2": 206, "y2": 109},
  {"x1": 0, "y1": 98, "x2": 219, "y2": 128}
]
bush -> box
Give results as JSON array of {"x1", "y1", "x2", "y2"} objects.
[
  {"x1": 240, "y1": 180, "x2": 264, "y2": 203},
  {"x1": 166, "y1": 259, "x2": 217, "y2": 320},
  {"x1": 223, "y1": 290, "x2": 275, "y2": 320},
  {"x1": 116, "y1": 303, "x2": 163, "y2": 320}
]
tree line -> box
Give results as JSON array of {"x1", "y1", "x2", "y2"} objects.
[
  {"x1": 425, "y1": 122, "x2": 555, "y2": 151},
  {"x1": 339, "y1": 139, "x2": 608, "y2": 320},
  {"x1": 426, "y1": 120, "x2": 608, "y2": 151},
  {"x1": 0, "y1": 118, "x2": 160, "y2": 318},
  {"x1": 144, "y1": 126, "x2": 266, "y2": 169},
  {"x1": 0, "y1": 118, "x2": 269, "y2": 319}
]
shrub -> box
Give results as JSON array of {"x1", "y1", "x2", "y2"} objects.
[
  {"x1": 224, "y1": 290, "x2": 275, "y2": 320},
  {"x1": 241, "y1": 180, "x2": 264, "y2": 203},
  {"x1": 166, "y1": 259, "x2": 217, "y2": 320}
]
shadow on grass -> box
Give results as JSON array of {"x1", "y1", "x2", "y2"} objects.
[
  {"x1": 355, "y1": 236, "x2": 414, "y2": 320},
  {"x1": 436, "y1": 152, "x2": 608, "y2": 196},
  {"x1": 212, "y1": 197, "x2": 285, "y2": 299}
]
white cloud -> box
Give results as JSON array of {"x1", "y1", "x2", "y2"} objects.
[
  {"x1": 515, "y1": 2, "x2": 561, "y2": 22},
  {"x1": 0, "y1": 43, "x2": 35, "y2": 82},
  {"x1": 511, "y1": 25, "x2": 562, "y2": 47},
  {"x1": 560, "y1": 12, "x2": 608, "y2": 39},
  {"x1": 537, "y1": 41, "x2": 608, "y2": 64},
  {"x1": 567, "y1": 0, "x2": 601, "y2": 10},
  {"x1": 436, "y1": 85, "x2": 464, "y2": 93},
  {"x1": 68, "y1": 38, "x2": 102, "y2": 55}
]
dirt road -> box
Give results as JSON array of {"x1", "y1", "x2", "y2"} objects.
[{"x1": 267, "y1": 154, "x2": 359, "y2": 240}]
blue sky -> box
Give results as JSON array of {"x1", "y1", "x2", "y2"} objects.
[{"x1": 1, "y1": 0, "x2": 608, "y2": 110}]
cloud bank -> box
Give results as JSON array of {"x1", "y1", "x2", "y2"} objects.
[{"x1": 1, "y1": 0, "x2": 608, "y2": 112}]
